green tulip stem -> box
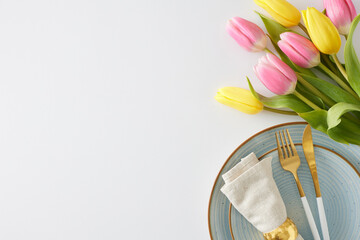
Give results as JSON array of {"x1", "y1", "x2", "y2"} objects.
[
  {"x1": 264, "y1": 48, "x2": 275, "y2": 55},
  {"x1": 263, "y1": 107, "x2": 298, "y2": 115},
  {"x1": 344, "y1": 34, "x2": 348, "y2": 40},
  {"x1": 293, "y1": 90, "x2": 321, "y2": 110},
  {"x1": 321, "y1": 54, "x2": 339, "y2": 74},
  {"x1": 296, "y1": 74, "x2": 335, "y2": 106},
  {"x1": 298, "y1": 23, "x2": 309, "y2": 37},
  {"x1": 318, "y1": 63, "x2": 358, "y2": 98},
  {"x1": 331, "y1": 54, "x2": 349, "y2": 81}
]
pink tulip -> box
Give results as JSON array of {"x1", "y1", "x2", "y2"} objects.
[
  {"x1": 254, "y1": 53, "x2": 297, "y2": 95},
  {"x1": 324, "y1": 0, "x2": 357, "y2": 35},
  {"x1": 278, "y1": 32, "x2": 320, "y2": 68},
  {"x1": 226, "y1": 17, "x2": 267, "y2": 52}
]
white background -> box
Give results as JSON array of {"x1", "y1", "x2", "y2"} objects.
[{"x1": 0, "y1": 0, "x2": 359, "y2": 239}]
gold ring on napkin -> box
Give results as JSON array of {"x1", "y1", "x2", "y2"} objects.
[{"x1": 263, "y1": 218, "x2": 298, "y2": 240}]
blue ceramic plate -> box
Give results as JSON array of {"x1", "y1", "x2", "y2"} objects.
[{"x1": 208, "y1": 122, "x2": 360, "y2": 240}]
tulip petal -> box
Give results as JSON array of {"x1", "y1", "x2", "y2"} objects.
[
  {"x1": 232, "y1": 17, "x2": 264, "y2": 44},
  {"x1": 279, "y1": 32, "x2": 320, "y2": 68},
  {"x1": 254, "y1": 0, "x2": 301, "y2": 27},
  {"x1": 254, "y1": 63, "x2": 295, "y2": 95},
  {"x1": 302, "y1": 7, "x2": 341, "y2": 54},
  {"x1": 226, "y1": 21, "x2": 254, "y2": 51},
  {"x1": 265, "y1": 53, "x2": 297, "y2": 82},
  {"x1": 281, "y1": 32, "x2": 319, "y2": 58},
  {"x1": 252, "y1": 35, "x2": 268, "y2": 52},
  {"x1": 324, "y1": 0, "x2": 357, "y2": 35},
  {"x1": 226, "y1": 17, "x2": 267, "y2": 52},
  {"x1": 215, "y1": 87, "x2": 263, "y2": 114},
  {"x1": 278, "y1": 40, "x2": 309, "y2": 68},
  {"x1": 346, "y1": 0, "x2": 357, "y2": 20},
  {"x1": 302, "y1": 10, "x2": 309, "y2": 27}
]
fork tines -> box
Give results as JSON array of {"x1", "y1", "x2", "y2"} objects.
[{"x1": 275, "y1": 129, "x2": 298, "y2": 159}]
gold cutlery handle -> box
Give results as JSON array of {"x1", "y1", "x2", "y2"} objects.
[
  {"x1": 293, "y1": 173, "x2": 305, "y2": 197},
  {"x1": 311, "y1": 172, "x2": 321, "y2": 197}
]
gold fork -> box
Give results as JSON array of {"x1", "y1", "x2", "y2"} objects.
[{"x1": 275, "y1": 129, "x2": 321, "y2": 240}]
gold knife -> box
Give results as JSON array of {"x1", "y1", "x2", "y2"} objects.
[{"x1": 302, "y1": 124, "x2": 330, "y2": 240}]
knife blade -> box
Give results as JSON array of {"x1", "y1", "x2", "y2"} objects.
[
  {"x1": 302, "y1": 124, "x2": 330, "y2": 240},
  {"x1": 302, "y1": 124, "x2": 321, "y2": 197}
]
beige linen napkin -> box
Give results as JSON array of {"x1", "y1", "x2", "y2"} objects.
[{"x1": 221, "y1": 152, "x2": 303, "y2": 239}]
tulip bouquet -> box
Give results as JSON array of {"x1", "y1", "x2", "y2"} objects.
[{"x1": 216, "y1": 0, "x2": 360, "y2": 145}]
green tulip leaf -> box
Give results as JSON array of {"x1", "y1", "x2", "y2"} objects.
[
  {"x1": 296, "y1": 83, "x2": 325, "y2": 108},
  {"x1": 326, "y1": 103, "x2": 360, "y2": 145},
  {"x1": 299, "y1": 107, "x2": 360, "y2": 145},
  {"x1": 259, "y1": 94, "x2": 313, "y2": 113},
  {"x1": 319, "y1": 53, "x2": 345, "y2": 78},
  {"x1": 247, "y1": 77, "x2": 261, "y2": 100},
  {"x1": 256, "y1": 12, "x2": 288, "y2": 43},
  {"x1": 327, "y1": 118, "x2": 360, "y2": 145},
  {"x1": 298, "y1": 110, "x2": 328, "y2": 133},
  {"x1": 299, "y1": 73, "x2": 360, "y2": 104},
  {"x1": 327, "y1": 102, "x2": 360, "y2": 129},
  {"x1": 247, "y1": 78, "x2": 312, "y2": 113},
  {"x1": 344, "y1": 14, "x2": 360, "y2": 96}
]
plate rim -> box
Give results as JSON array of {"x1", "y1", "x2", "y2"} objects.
[{"x1": 207, "y1": 121, "x2": 359, "y2": 239}]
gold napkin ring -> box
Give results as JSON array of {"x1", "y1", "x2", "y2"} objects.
[{"x1": 263, "y1": 218, "x2": 298, "y2": 240}]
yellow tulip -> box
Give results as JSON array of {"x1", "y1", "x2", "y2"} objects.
[
  {"x1": 215, "y1": 87, "x2": 263, "y2": 114},
  {"x1": 254, "y1": 0, "x2": 301, "y2": 27},
  {"x1": 302, "y1": 7, "x2": 341, "y2": 54}
]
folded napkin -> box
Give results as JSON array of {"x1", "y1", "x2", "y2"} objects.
[{"x1": 221, "y1": 152, "x2": 303, "y2": 240}]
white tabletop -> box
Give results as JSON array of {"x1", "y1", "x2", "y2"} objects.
[{"x1": 0, "y1": 0, "x2": 359, "y2": 239}]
